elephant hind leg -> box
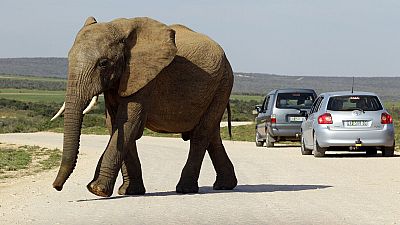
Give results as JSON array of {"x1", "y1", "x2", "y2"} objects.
[
  {"x1": 181, "y1": 131, "x2": 190, "y2": 141},
  {"x1": 176, "y1": 130, "x2": 208, "y2": 193},
  {"x1": 176, "y1": 101, "x2": 222, "y2": 193},
  {"x1": 176, "y1": 125, "x2": 237, "y2": 194},
  {"x1": 176, "y1": 74, "x2": 235, "y2": 193},
  {"x1": 207, "y1": 129, "x2": 237, "y2": 190}
]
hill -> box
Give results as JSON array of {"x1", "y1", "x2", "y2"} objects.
[
  {"x1": 234, "y1": 73, "x2": 400, "y2": 101},
  {"x1": 0, "y1": 58, "x2": 399, "y2": 101},
  {"x1": 0, "y1": 58, "x2": 67, "y2": 78}
]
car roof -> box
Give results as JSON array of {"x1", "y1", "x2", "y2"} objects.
[
  {"x1": 267, "y1": 88, "x2": 316, "y2": 95},
  {"x1": 319, "y1": 91, "x2": 379, "y2": 98}
]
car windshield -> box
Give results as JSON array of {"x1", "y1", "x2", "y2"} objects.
[
  {"x1": 327, "y1": 95, "x2": 383, "y2": 111},
  {"x1": 275, "y1": 93, "x2": 315, "y2": 109}
]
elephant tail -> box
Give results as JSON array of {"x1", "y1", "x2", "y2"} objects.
[{"x1": 227, "y1": 102, "x2": 232, "y2": 139}]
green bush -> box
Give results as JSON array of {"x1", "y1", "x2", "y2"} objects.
[{"x1": 222, "y1": 99, "x2": 258, "y2": 121}]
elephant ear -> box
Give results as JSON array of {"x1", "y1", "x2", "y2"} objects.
[{"x1": 116, "y1": 17, "x2": 177, "y2": 97}]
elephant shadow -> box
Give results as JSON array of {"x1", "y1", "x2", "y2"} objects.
[
  {"x1": 204, "y1": 184, "x2": 332, "y2": 193},
  {"x1": 76, "y1": 184, "x2": 332, "y2": 202}
]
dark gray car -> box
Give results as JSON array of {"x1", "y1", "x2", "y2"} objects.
[{"x1": 255, "y1": 89, "x2": 317, "y2": 147}]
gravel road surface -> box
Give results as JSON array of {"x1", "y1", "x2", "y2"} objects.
[{"x1": 1, "y1": 132, "x2": 400, "y2": 225}]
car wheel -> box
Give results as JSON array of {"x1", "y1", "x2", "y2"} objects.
[
  {"x1": 365, "y1": 148, "x2": 377, "y2": 156},
  {"x1": 255, "y1": 132, "x2": 265, "y2": 147},
  {"x1": 313, "y1": 133, "x2": 326, "y2": 157},
  {"x1": 265, "y1": 129, "x2": 274, "y2": 147},
  {"x1": 255, "y1": 140, "x2": 265, "y2": 147},
  {"x1": 301, "y1": 136, "x2": 312, "y2": 155},
  {"x1": 382, "y1": 143, "x2": 395, "y2": 157}
]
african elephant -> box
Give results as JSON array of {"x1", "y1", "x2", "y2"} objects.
[{"x1": 51, "y1": 16, "x2": 237, "y2": 197}]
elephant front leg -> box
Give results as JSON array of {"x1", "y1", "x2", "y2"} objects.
[
  {"x1": 103, "y1": 95, "x2": 145, "y2": 195},
  {"x1": 118, "y1": 142, "x2": 146, "y2": 195},
  {"x1": 87, "y1": 128, "x2": 132, "y2": 197},
  {"x1": 87, "y1": 99, "x2": 148, "y2": 197}
]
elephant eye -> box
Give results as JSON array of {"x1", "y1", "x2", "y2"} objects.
[{"x1": 98, "y1": 58, "x2": 110, "y2": 69}]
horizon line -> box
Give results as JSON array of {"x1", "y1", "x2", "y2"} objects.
[{"x1": 0, "y1": 57, "x2": 399, "y2": 77}]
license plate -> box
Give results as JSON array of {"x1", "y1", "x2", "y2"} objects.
[
  {"x1": 345, "y1": 120, "x2": 369, "y2": 127},
  {"x1": 290, "y1": 117, "x2": 305, "y2": 122}
]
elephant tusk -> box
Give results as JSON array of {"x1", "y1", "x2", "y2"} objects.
[
  {"x1": 83, "y1": 95, "x2": 98, "y2": 114},
  {"x1": 50, "y1": 102, "x2": 66, "y2": 121}
]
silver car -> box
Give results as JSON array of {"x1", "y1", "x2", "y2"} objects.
[
  {"x1": 255, "y1": 89, "x2": 316, "y2": 147},
  {"x1": 301, "y1": 91, "x2": 395, "y2": 157}
]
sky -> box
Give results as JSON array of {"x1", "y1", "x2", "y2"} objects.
[{"x1": 1, "y1": 0, "x2": 399, "y2": 76}]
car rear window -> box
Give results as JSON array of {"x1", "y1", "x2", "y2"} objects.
[
  {"x1": 276, "y1": 93, "x2": 315, "y2": 109},
  {"x1": 327, "y1": 95, "x2": 383, "y2": 111}
]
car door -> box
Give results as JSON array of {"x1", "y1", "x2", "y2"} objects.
[
  {"x1": 303, "y1": 96, "x2": 324, "y2": 147},
  {"x1": 256, "y1": 95, "x2": 271, "y2": 139}
]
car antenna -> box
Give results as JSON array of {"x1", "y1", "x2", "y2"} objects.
[{"x1": 351, "y1": 77, "x2": 355, "y2": 93}]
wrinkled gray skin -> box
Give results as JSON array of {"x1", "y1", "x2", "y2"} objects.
[{"x1": 52, "y1": 16, "x2": 237, "y2": 197}]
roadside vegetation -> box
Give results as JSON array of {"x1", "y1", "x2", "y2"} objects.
[
  {"x1": 0, "y1": 143, "x2": 61, "y2": 180},
  {"x1": 0, "y1": 88, "x2": 65, "y2": 103},
  {"x1": 0, "y1": 74, "x2": 66, "y2": 91}
]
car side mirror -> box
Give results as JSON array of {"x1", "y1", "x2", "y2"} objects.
[
  {"x1": 254, "y1": 105, "x2": 262, "y2": 114},
  {"x1": 301, "y1": 110, "x2": 308, "y2": 119}
]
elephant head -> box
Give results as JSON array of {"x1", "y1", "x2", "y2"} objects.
[{"x1": 52, "y1": 17, "x2": 177, "y2": 191}]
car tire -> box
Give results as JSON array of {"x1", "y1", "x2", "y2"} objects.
[
  {"x1": 366, "y1": 148, "x2": 377, "y2": 156},
  {"x1": 265, "y1": 129, "x2": 274, "y2": 147},
  {"x1": 382, "y1": 143, "x2": 395, "y2": 157},
  {"x1": 255, "y1": 132, "x2": 265, "y2": 147},
  {"x1": 301, "y1": 136, "x2": 312, "y2": 155},
  {"x1": 256, "y1": 140, "x2": 265, "y2": 147},
  {"x1": 313, "y1": 133, "x2": 326, "y2": 157}
]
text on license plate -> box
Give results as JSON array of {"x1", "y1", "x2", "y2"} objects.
[
  {"x1": 290, "y1": 117, "x2": 305, "y2": 122},
  {"x1": 345, "y1": 120, "x2": 369, "y2": 126}
]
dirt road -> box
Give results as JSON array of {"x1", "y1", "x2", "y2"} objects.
[{"x1": 1, "y1": 132, "x2": 400, "y2": 225}]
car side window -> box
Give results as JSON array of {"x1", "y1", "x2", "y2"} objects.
[
  {"x1": 261, "y1": 96, "x2": 268, "y2": 112},
  {"x1": 263, "y1": 96, "x2": 270, "y2": 111},
  {"x1": 310, "y1": 97, "x2": 320, "y2": 114},
  {"x1": 316, "y1": 97, "x2": 324, "y2": 112},
  {"x1": 261, "y1": 95, "x2": 271, "y2": 112},
  {"x1": 310, "y1": 97, "x2": 323, "y2": 114}
]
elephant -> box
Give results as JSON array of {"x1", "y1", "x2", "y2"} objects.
[{"x1": 51, "y1": 16, "x2": 237, "y2": 197}]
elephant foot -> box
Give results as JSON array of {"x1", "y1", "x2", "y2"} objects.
[
  {"x1": 87, "y1": 179, "x2": 114, "y2": 197},
  {"x1": 118, "y1": 181, "x2": 146, "y2": 195},
  {"x1": 213, "y1": 174, "x2": 238, "y2": 190},
  {"x1": 176, "y1": 181, "x2": 199, "y2": 194}
]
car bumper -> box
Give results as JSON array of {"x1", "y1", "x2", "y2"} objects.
[
  {"x1": 315, "y1": 125, "x2": 395, "y2": 148},
  {"x1": 270, "y1": 123, "x2": 302, "y2": 138}
]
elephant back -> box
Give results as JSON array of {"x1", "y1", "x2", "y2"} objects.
[{"x1": 169, "y1": 24, "x2": 225, "y2": 76}]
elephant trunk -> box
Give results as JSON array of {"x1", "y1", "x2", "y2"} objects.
[{"x1": 53, "y1": 85, "x2": 88, "y2": 191}]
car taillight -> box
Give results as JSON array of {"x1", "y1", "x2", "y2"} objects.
[
  {"x1": 318, "y1": 113, "x2": 333, "y2": 124},
  {"x1": 271, "y1": 114, "x2": 276, "y2": 123},
  {"x1": 381, "y1": 112, "x2": 393, "y2": 124}
]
